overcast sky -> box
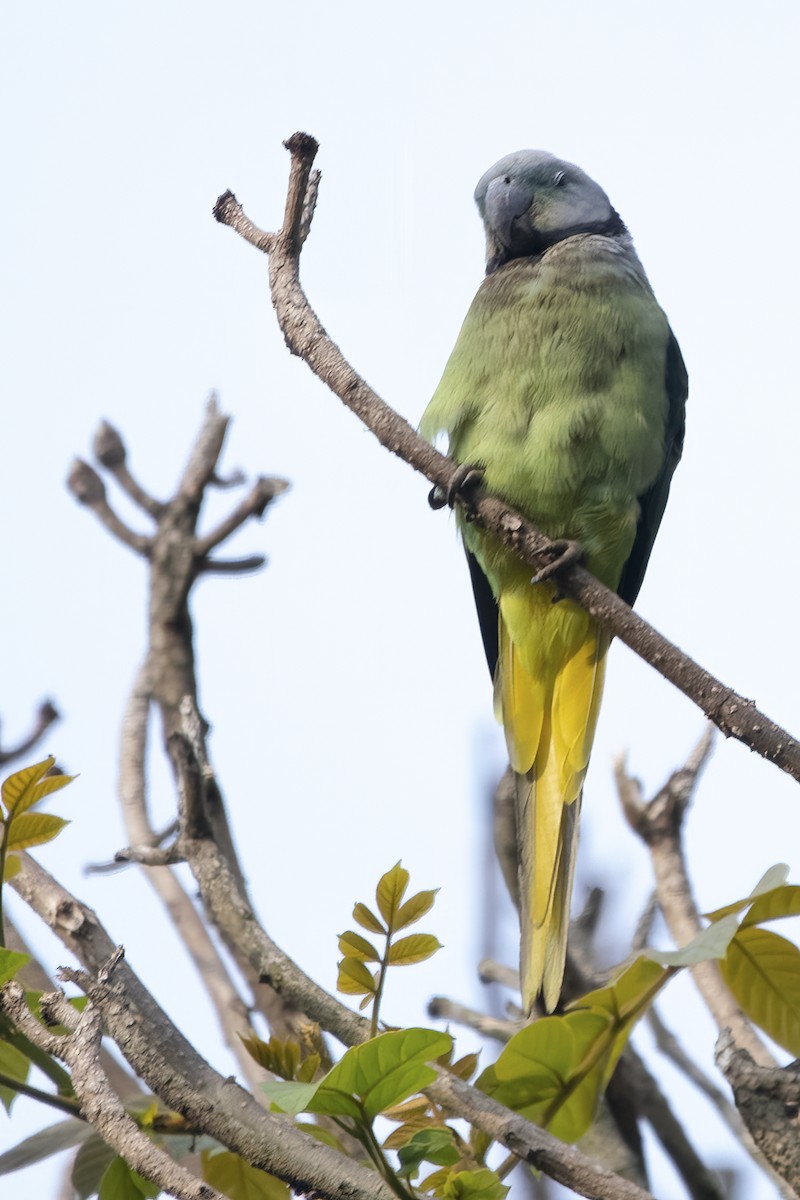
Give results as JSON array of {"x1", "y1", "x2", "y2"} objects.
[{"x1": 2, "y1": 2, "x2": 799, "y2": 1196}]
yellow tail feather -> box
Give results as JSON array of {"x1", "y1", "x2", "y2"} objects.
[{"x1": 497, "y1": 596, "x2": 609, "y2": 1012}]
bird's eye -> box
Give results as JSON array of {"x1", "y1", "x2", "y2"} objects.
[
  {"x1": 553, "y1": 171, "x2": 566, "y2": 187},
  {"x1": 503, "y1": 175, "x2": 512, "y2": 185}
]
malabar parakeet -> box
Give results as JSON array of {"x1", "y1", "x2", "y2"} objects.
[{"x1": 421, "y1": 151, "x2": 686, "y2": 1013}]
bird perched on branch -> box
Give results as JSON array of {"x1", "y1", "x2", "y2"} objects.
[{"x1": 421, "y1": 150, "x2": 686, "y2": 1013}]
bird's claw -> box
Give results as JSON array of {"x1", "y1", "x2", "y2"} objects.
[
  {"x1": 531, "y1": 539, "x2": 584, "y2": 596},
  {"x1": 428, "y1": 465, "x2": 485, "y2": 515}
]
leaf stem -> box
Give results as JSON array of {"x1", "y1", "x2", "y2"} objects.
[
  {"x1": 0, "y1": 1071, "x2": 83, "y2": 1118},
  {"x1": 371, "y1": 930, "x2": 393, "y2": 1038}
]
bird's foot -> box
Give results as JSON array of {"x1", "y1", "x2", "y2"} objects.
[
  {"x1": 428, "y1": 464, "x2": 485, "y2": 518},
  {"x1": 531, "y1": 538, "x2": 584, "y2": 598}
]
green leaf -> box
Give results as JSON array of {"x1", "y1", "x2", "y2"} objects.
[
  {"x1": 704, "y1": 864, "x2": 790, "y2": 922},
  {"x1": 263, "y1": 1029, "x2": 452, "y2": 1123},
  {"x1": 646, "y1": 914, "x2": 740, "y2": 966},
  {"x1": 322, "y1": 1027, "x2": 452, "y2": 1119},
  {"x1": 449, "y1": 1052, "x2": 480, "y2": 1082},
  {"x1": 353, "y1": 902, "x2": 386, "y2": 935},
  {"x1": 72, "y1": 1134, "x2": 117, "y2": 1200},
  {"x1": 338, "y1": 930, "x2": 381, "y2": 962},
  {"x1": 0, "y1": 1120, "x2": 92, "y2": 1177},
  {"x1": 202, "y1": 1149, "x2": 290, "y2": 1200},
  {"x1": 0, "y1": 1040, "x2": 31, "y2": 1113},
  {"x1": 397, "y1": 1127, "x2": 460, "y2": 1177},
  {"x1": 721, "y1": 927, "x2": 800, "y2": 1055},
  {"x1": 394, "y1": 889, "x2": 439, "y2": 931},
  {"x1": 296, "y1": 1053, "x2": 321, "y2": 1083},
  {"x1": 98, "y1": 1156, "x2": 155, "y2": 1200},
  {"x1": 480, "y1": 1010, "x2": 612, "y2": 1141},
  {"x1": 295, "y1": 1121, "x2": 346, "y2": 1152},
  {"x1": 741, "y1": 885, "x2": 800, "y2": 929},
  {"x1": 6, "y1": 812, "x2": 69, "y2": 852},
  {"x1": 482, "y1": 957, "x2": 669, "y2": 1143},
  {"x1": 387, "y1": 934, "x2": 442, "y2": 966},
  {"x1": 443, "y1": 1169, "x2": 510, "y2": 1200},
  {"x1": 376, "y1": 862, "x2": 410, "y2": 928},
  {"x1": 260, "y1": 1079, "x2": 329, "y2": 1118},
  {"x1": 337, "y1": 956, "x2": 377, "y2": 997},
  {"x1": 0, "y1": 947, "x2": 30, "y2": 985}
]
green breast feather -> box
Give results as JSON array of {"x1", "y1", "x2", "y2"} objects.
[{"x1": 421, "y1": 234, "x2": 671, "y2": 589}]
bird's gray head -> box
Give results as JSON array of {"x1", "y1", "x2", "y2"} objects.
[{"x1": 475, "y1": 150, "x2": 625, "y2": 274}]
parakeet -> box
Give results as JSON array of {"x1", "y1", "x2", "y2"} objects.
[{"x1": 421, "y1": 151, "x2": 686, "y2": 1013}]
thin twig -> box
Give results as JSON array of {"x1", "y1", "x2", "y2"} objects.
[{"x1": 0, "y1": 701, "x2": 60, "y2": 766}]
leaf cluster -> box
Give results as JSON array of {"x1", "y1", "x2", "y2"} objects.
[{"x1": 338, "y1": 863, "x2": 441, "y2": 1036}]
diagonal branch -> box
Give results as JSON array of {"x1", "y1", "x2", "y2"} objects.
[
  {"x1": 0, "y1": 700, "x2": 60, "y2": 766},
  {"x1": 1, "y1": 973, "x2": 224, "y2": 1200},
  {"x1": 213, "y1": 134, "x2": 800, "y2": 787}
]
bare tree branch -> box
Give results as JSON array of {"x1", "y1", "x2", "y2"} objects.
[
  {"x1": 619, "y1": 728, "x2": 773, "y2": 1069},
  {"x1": 93, "y1": 420, "x2": 166, "y2": 519},
  {"x1": 0, "y1": 700, "x2": 60, "y2": 766},
  {"x1": 213, "y1": 134, "x2": 800, "y2": 787},
  {"x1": 1, "y1": 973, "x2": 225, "y2": 1200},
  {"x1": 618, "y1": 732, "x2": 800, "y2": 1194},
  {"x1": 67, "y1": 459, "x2": 152, "y2": 555},
  {"x1": 194, "y1": 477, "x2": 288, "y2": 557},
  {"x1": 647, "y1": 1006, "x2": 796, "y2": 1200},
  {"x1": 8, "y1": 857, "x2": 400, "y2": 1200},
  {"x1": 72, "y1": 401, "x2": 309, "y2": 1057}
]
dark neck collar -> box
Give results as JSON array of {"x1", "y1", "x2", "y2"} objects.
[{"x1": 486, "y1": 209, "x2": 627, "y2": 275}]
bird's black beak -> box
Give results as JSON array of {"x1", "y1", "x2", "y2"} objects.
[{"x1": 483, "y1": 176, "x2": 534, "y2": 273}]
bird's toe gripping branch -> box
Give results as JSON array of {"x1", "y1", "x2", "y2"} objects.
[
  {"x1": 531, "y1": 538, "x2": 586, "y2": 597},
  {"x1": 428, "y1": 464, "x2": 485, "y2": 518}
]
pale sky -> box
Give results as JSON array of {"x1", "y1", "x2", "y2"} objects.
[{"x1": 2, "y1": 3, "x2": 799, "y2": 1196}]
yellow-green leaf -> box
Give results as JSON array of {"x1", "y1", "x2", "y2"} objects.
[
  {"x1": 353, "y1": 902, "x2": 386, "y2": 935},
  {"x1": 337, "y1": 957, "x2": 376, "y2": 996},
  {"x1": 296, "y1": 1053, "x2": 321, "y2": 1083},
  {"x1": 0, "y1": 1041, "x2": 30, "y2": 1113},
  {"x1": 338, "y1": 930, "x2": 381, "y2": 962},
  {"x1": 394, "y1": 889, "x2": 439, "y2": 931},
  {"x1": 388, "y1": 934, "x2": 442, "y2": 966},
  {"x1": 0, "y1": 948, "x2": 29, "y2": 986},
  {"x1": 3, "y1": 855, "x2": 22, "y2": 882},
  {"x1": 377, "y1": 862, "x2": 410, "y2": 928},
  {"x1": 202, "y1": 1150, "x2": 289, "y2": 1200},
  {"x1": 741, "y1": 886, "x2": 800, "y2": 929},
  {"x1": 480, "y1": 1011, "x2": 611, "y2": 1141},
  {"x1": 721, "y1": 927, "x2": 800, "y2": 1055},
  {"x1": 2, "y1": 759, "x2": 75, "y2": 820},
  {"x1": 449, "y1": 1052, "x2": 480, "y2": 1081},
  {"x1": 704, "y1": 863, "x2": 789, "y2": 922},
  {"x1": 646, "y1": 915, "x2": 739, "y2": 966},
  {"x1": 99, "y1": 1156, "x2": 157, "y2": 1199},
  {"x1": 321, "y1": 1027, "x2": 452, "y2": 1119},
  {"x1": 483, "y1": 957, "x2": 670, "y2": 1143},
  {"x1": 6, "y1": 813, "x2": 69, "y2": 852},
  {"x1": 570, "y1": 957, "x2": 669, "y2": 1021},
  {"x1": 397, "y1": 1127, "x2": 459, "y2": 1177},
  {"x1": 2, "y1": 758, "x2": 54, "y2": 816},
  {"x1": 295, "y1": 1121, "x2": 345, "y2": 1152},
  {"x1": 443, "y1": 1168, "x2": 509, "y2": 1200},
  {"x1": 240, "y1": 1033, "x2": 300, "y2": 1079}
]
